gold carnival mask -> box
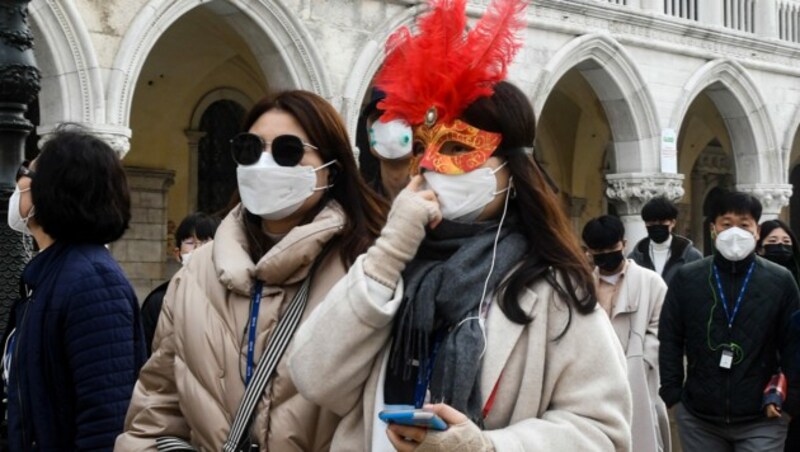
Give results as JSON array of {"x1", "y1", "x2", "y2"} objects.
[{"x1": 411, "y1": 119, "x2": 502, "y2": 175}]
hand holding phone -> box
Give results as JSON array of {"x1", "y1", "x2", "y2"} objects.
[{"x1": 378, "y1": 408, "x2": 448, "y2": 431}]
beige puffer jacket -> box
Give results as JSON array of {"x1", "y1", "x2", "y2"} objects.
[{"x1": 116, "y1": 202, "x2": 347, "y2": 451}]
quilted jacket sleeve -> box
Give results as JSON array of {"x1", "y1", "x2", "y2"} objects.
[
  {"x1": 116, "y1": 275, "x2": 189, "y2": 451},
  {"x1": 64, "y1": 264, "x2": 145, "y2": 451}
]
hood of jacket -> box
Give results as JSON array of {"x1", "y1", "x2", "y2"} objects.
[{"x1": 214, "y1": 202, "x2": 346, "y2": 296}]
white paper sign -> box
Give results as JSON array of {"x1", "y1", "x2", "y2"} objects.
[{"x1": 661, "y1": 128, "x2": 678, "y2": 174}]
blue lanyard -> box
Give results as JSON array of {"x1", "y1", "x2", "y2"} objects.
[
  {"x1": 246, "y1": 281, "x2": 264, "y2": 385},
  {"x1": 712, "y1": 262, "x2": 755, "y2": 329},
  {"x1": 414, "y1": 333, "x2": 443, "y2": 408}
]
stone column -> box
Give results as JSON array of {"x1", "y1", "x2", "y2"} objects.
[
  {"x1": 638, "y1": 0, "x2": 662, "y2": 13},
  {"x1": 38, "y1": 123, "x2": 131, "y2": 159},
  {"x1": 697, "y1": 0, "x2": 724, "y2": 26},
  {"x1": 755, "y1": 0, "x2": 779, "y2": 38},
  {"x1": 568, "y1": 195, "x2": 587, "y2": 236},
  {"x1": 184, "y1": 129, "x2": 206, "y2": 213},
  {"x1": 606, "y1": 173, "x2": 686, "y2": 254},
  {"x1": 736, "y1": 183, "x2": 792, "y2": 222},
  {"x1": 110, "y1": 167, "x2": 175, "y2": 303}
]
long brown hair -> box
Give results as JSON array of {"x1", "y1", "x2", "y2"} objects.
[
  {"x1": 238, "y1": 90, "x2": 389, "y2": 266},
  {"x1": 461, "y1": 81, "x2": 597, "y2": 324}
]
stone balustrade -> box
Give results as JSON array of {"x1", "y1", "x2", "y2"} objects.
[{"x1": 592, "y1": 0, "x2": 800, "y2": 43}]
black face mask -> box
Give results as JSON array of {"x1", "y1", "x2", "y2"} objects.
[
  {"x1": 763, "y1": 244, "x2": 794, "y2": 266},
  {"x1": 593, "y1": 250, "x2": 625, "y2": 273},
  {"x1": 647, "y1": 224, "x2": 671, "y2": 244}
]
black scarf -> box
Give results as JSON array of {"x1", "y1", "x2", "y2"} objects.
[{"x1": 384, "y1": 217, "x2": 528, "y2": 424}]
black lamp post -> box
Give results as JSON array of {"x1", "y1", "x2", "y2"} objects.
[{"x1": 0, "y1": 0, "x2": 40, "y2": 339}]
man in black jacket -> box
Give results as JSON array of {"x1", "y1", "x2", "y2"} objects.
[
  {"x1": 659, "y1": 191, "x2": 800, "y2": 451},
  {"x1": 629, "y1": 196, "x2": 703, "y2": 285}
]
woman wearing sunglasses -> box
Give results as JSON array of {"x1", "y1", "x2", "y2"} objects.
[
  {"x1": 289, "y1": 1, "x2": 631, "y2": 450},
  {"x1": 3, "y1": 128, "x2": 145, "y2": 451},
  {"x1": 117, "y1": 90, "x2": 387, "y2": 451}
]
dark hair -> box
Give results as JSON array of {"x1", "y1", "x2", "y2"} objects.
[
  {"x1": 582, "y1": 215, "x2": 625, "y2": 250},
  {"x1": 460, "y1": 81, "x2": 597, "y2": 324},
  {"x1": 175, "y1": 212, "x2": 221, "y2": 244},
  {"x1": 709, "y1": 190, "x2": 762, "y2": 223},
  {"x1": 240, "y1": 90, "x2": 389, "y2": 265},
  {"x1": 641, "y1": 196, "x2": 679, "y2": 222},
  {"x1": 32, "y1": 128, "x2": 131, "y2": 244},
  {"x1": 355, "y1": 89, "x2": 384, "y2": 186}
]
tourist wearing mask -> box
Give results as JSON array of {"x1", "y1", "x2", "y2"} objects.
[
  {"x1": 659, "y1": 191, "x2": 800, "y2": 451},
  {"x1": 356, "y1": 88, "x2": 414, "y2": 201},
  {"x1": 756, "y1": 219, "x2": 800, "y2": 452},
  {"x1": 2, "y1": 128, "x2": 146, "y2": 450},
  {"x1": 629, "y1": 196, "x2": 703, "y2": 285},
  {"x1": 757, "y1": 219, "x2": 800, "y2": 284},
  {"x1": 583, "y1": 215, "x2": 670, "y2": 452},
  {"x1": 116, "y1": 90, "x2": 388, "y2": 450},
  {"x1": 290, "y1": 1, "x2": 631, "y2": 449},
  {"x1": 140, "y1": 212, "x2": 220, "y2": 356}
]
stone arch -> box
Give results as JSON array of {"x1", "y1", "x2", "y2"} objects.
[
  {"x1": 340, "y1": 4, "x2": 424, "y2": 146},
  {"x1": 669, "y1": 59, "x2": 779, "y2": 185},
  {"x1": 189, "y1": 87, "x2": 254, "y2": 130},
  {"x1": 28, "y1": 1, "x2": 117, "y2": 139},
  {"x1": 784, "y1": 102, "x2": 800, "y2": 169},
  {"x1": 532, "y1": 33, "x2": 662, "y2": 173},
  {"x1": 106, "y1": 0, "x2": 331, "y2": 130}
]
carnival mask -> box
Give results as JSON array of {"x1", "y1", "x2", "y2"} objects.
[{"x1": 412, "y1": 119, "x2": 502, "y2": 175}]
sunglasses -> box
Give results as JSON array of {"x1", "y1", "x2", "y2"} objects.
[
  {"x1": 230, "y1": 133, "x2": 319, "y2": 167},
  {"x1": 16, "y1": 160, "x2": 35, "y2": 182}
]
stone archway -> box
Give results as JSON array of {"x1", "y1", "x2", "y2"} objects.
[
  {"x1": 534, "y1": 34, "x2": 681, "y2": 250},
  {"x1": 671, "y1": 59, "x2": 789, "y2": 218},
  {"x1": 105, "y1": 0, "x2": 331, "y2": 134},
  {"x1": 533, "y1": 34, "x2": 662, "y2": 174},
  {"x1": 29, "y1": 0, "x2": 130, "y2": 154}
]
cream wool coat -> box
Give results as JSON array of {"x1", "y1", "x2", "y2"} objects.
[
  {"x1": 116, "y1": 203, "x2": 347, "y2": 452},
  {"x1": 289, "y1": 257, "x2": 633, "y2": 451},
  {"x1": 602, "y1": 260, "x2": 669, "y2": 452}
]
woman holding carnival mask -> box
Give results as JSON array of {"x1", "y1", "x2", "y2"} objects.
[
  {"x1": 117, "y1": 90, "x2": 388, "y2": 451},
  {"x1": 289, "y1": 1, "x2": 631, "y2": 450}
]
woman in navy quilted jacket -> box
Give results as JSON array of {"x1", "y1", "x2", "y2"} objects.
[{"x1": 2, "y1": 127, "x2": 146, "y2": 451}]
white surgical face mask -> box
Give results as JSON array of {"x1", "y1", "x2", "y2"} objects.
[
  {"x1": 7, "y1": 186, "x2": 34, "y2": 235},
  {"x1": 714, "y1": 226, "x2": 756, "y2": 262},
  {"x1": 422, "y1": 162, "x2": 508, "y2": 222},
  {"x1": 369, "y1": 119, "x2": 412, "y2": 160},
  {"x1": 180, "y1": 251, "x2": 193, "y2": 267},
  {"x1": 236, "y1": 152, "x2": 335, "y2": 220}
]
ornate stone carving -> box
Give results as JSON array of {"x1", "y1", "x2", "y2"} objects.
[
  {"x1": 736, "y1": 184, "x2": 793, "y2": 217},
  {"x1": 605, "y1": 173, "x2": 686, "y2": 215},
  {"x1": 0, "y1": 29, "x2": 34, "y2": 51}
]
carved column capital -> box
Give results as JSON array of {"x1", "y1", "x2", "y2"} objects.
[
  {"x1": 736, "y1": 183, "x2": 793, "y2": 219},
  {"x1": 605, "y1": 172, "x2": 686, "y2": 216},
  {"x1": 38, "y1": 123, "x2": 132, "y2": 159}
]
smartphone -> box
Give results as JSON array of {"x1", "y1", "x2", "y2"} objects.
[{"x1": 378, "y1": 409, "x2": 448, "y2": 431}]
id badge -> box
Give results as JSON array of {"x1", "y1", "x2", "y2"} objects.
[{"x1": 719, "y1": 348, "x2": 734, "y2": 370}]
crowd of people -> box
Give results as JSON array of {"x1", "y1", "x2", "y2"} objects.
[{"x1": 2, "y1": 0, "x2": 800, "y2": 451}]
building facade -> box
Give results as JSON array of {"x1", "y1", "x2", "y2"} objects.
[{"x1": 25, "y1": 0, "x2": 800, "y2": 300}]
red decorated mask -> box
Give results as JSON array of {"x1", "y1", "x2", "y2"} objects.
[{"x1": 411, "y1": 119, "x2": 502, "y2": 175}]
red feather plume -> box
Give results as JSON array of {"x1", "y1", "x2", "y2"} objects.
[{"x1": 376, "y1": 0, "x2": 528, "y2": 126}]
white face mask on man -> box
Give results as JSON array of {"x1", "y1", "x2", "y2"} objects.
[
  {"x1": 236, "y1": 152, "x2": 335, "y2": 220},
  {"x1": 368, "y1": 119, "x2": 413, "y2": 160},
  {"x1": 422, "y1": 162, "x2": 508, "y2": 223},
  {"x1": 714, "y1": 226, "x2": 756, "y2": 262},
  {"x1": 7, "y1": 186, "x2": 34, "y2": 235}
]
